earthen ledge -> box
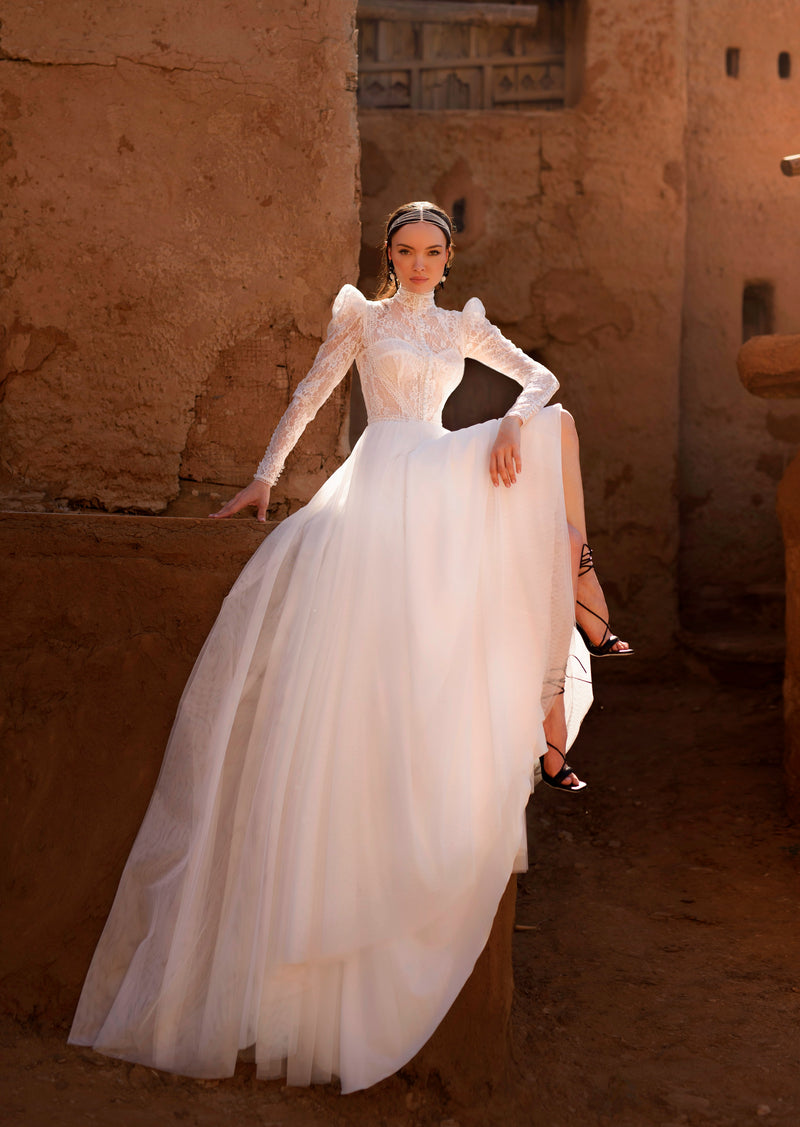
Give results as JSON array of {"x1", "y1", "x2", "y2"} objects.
[
  {"x1": 737, "y1": 334, "x2": 800, "y2": 399},
  {"x1": 0, "y1": 511, "x2": 274, "y2": 564}
]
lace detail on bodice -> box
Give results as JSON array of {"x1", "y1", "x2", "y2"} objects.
[
  {"x1": 359, "y1": 286, "x2": 465, "y2": 428},
  {"x1": 254, "y1": 284, "x2": 558, "y2": 486}
]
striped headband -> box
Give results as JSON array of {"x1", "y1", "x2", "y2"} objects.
[{"x1": 387, "y1": 206, "x2": 453, "y2": 243}]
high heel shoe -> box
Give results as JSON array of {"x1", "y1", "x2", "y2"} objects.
[
  {"x1": 539, "y1": 741, "x2": 587, "y2": 793},
  {"x1": 575, "y1": 544, "x2": 634, "y2": 657}
]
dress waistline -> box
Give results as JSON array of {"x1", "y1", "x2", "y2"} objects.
[{"x1": 365, "y1": 416, "x2": 443, "y2": 428}]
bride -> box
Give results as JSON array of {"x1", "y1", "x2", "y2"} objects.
[{"x1": 69, "y1": 201, "x2": 631, "y2": 1094}]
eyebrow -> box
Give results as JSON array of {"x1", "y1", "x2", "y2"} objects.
[{"x1": 394, "y1": 242, "x2": 445, "y2": 249}]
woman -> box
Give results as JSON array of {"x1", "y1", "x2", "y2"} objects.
[{"x1": 69, "y1": 201, "x2": 630, "y2": 1093}]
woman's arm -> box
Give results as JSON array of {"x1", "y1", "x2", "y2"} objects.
[
  {"x1": 462, "y1": 298, "x2": 559, "y2": 488},
  {"x1": 211, "y1": 286, "x2": 364, "y2": 519},
  {"x1": 462, "y1": 297, "x2": 559, "y2": 424}
]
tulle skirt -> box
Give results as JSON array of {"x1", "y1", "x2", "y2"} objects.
[{"x1": 69, "y1": 407, "x2": 592, "y2": 1093}]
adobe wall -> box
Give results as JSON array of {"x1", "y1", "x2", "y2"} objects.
[
  {"x1": 738, "y1": 335, "x2": 800, "y2": 816},
  {"x1": 359, "y1": 0, "x2": 689, "y2": 650},
  {"x1": 0, "y1": 1, "x2": 360, "y2": 519},
  {"x1": 0, "y1": 513, "x2": 268, "y2": 1019},
  {"x1": 681, "y1": 1, "x2": 800, "y2": 632}
]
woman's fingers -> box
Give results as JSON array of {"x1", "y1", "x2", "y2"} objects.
[
  {"x1": 209, "y1": 497, "x2": 242, "y2": 519},
  {"x1": 490, "y1": 419, "x2": 522, "y2": 487},
  {"x1": 497, "y1": 446, "x2": 520, "y2": 486},
  {"x1": 501, "y1": 450, "x2": 513, "y2": 486},
  {"x1": 209, "y1": 495, "x2": 239, "y2": 519},
  {"x1": 490, "y1": 444, "x2": 522, "y2": 487},
  {"x1": 209, "y1": 481, "x2": 270, "y2": 520}
]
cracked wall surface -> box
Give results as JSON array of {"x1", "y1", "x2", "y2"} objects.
[
  {"x1": 0, "y1": 1, "x2": 360, "y2": 514},
  {"x1": 680, "y1": 0, "x2": 800, "y2": 634},
  {"x1": 359, "y1": 0, "x2": 688, "y2": 646}
]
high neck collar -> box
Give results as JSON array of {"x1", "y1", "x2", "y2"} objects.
[{"x1": 394, "y1": 285, "x2": 437, "y2": 312}]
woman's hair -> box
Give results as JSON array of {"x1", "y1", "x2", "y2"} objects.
[{"x1": 374, "y1": 201, "x2": 455, "y2": 299}]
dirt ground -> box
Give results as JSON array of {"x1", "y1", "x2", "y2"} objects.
[{"x1": 2, "y1": 662, "x2": 797, "y2": 1127}]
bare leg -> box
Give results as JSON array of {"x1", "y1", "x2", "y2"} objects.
[
  {"x1": 541, "y1": 412, "x2": 631, "y2": 788},
  {"x1": 541, "y1": 693, "x2": 577, "y2": 784},
  {"x1": 541, "y1": 526, "x2": 583, "y2": 787},
  {"x1": 560, "y1": 409, "x2": 588, "y2": 544},
  {"x1": 560, "y1": 411, "x2": 631, "y2": 653}
]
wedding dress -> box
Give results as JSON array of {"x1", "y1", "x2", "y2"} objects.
[{"x1": 69, "y1": 283, "x2": 593, "y2": 1093}]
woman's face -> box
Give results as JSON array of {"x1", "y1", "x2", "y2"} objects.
[{"x1": 387, "y1": 221, "x2": 451, "y2": 294}]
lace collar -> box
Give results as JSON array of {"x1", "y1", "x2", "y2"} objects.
[{"x1": 393, "y1": 285, "x2": 437, "y2": 313}]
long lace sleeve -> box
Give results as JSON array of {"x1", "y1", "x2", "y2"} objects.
[
  {"x1": 462, "y1": 297, "x2": 558, "y2": 424},
  {"x1": 254, "y1": 285, "x2": 365, "y2": 486}
]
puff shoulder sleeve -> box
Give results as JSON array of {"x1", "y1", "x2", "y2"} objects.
[
  {"x1": 254, "y1": 285, "x2": 365, "y2": 486},
  {"x1": 462, "y1": 297, "x2": 558, "y2": 424}
]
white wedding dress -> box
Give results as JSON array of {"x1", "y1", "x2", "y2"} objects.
[{"x1": 69, "y1": 284, "x2": 592, "y2": 1093}]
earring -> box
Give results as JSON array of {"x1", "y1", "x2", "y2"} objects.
[
  {"x1": 388, "y1": 261, "x2": 398, "y2": 290},
  {"x1": 438, "y1": 263, "x2": 451, "y2": 289}
]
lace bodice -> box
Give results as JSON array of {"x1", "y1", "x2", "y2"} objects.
[{"x1": 254, "y1": 284, "x2": 559, "y2": 486}]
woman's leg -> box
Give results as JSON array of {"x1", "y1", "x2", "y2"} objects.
[
  {"x1": 542, "y1": 692, "x2": 576, "y2": 784},
  {"x1": 560, "y1": 410, "x2": 631, "y2": 653},
  {"x1": 541, "y1": 525, "x2": 583, "y2": 786}
]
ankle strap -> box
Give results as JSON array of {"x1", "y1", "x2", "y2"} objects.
[{"x1": 578, "y1": 543, "x2": 594, "y2": 577}]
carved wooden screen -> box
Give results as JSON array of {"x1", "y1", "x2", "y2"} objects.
[{"x1": 358, "y1": 1, "x2": 565, "y2": 111}]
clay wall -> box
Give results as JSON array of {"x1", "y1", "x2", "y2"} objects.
[
  {"x1": 0, "y1": 1, "x2": 360, "y2": 519},
  {"x1": 358, "y1": 0, "x2": 689, "y2": 650},
  {"x1": 680, "y1": 1, "x2": 800, "y2": 634},
  {"x1": 0, "y1": 512, "x2": 268, "y2": 1020}
]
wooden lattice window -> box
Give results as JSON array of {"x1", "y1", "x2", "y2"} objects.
[{"x1": 357, "y1": 1, "x2": 566, "y2": 111}]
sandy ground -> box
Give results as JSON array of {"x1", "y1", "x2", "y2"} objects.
[{"x1": 2, "y1": 663, "x2": 797, "y2": 1127}]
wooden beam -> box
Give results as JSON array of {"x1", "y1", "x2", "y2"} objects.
[
  {"x1": 359, "y1": 53, "x2": 564, "y2": 72},
  {"x1": 781, "y1": 154, "x2": 800, "y2": 177},
  {"x1": 359, "y1": 2, "x2": 540, "y2": 29}
]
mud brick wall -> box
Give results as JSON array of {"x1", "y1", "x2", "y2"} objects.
[
  {"x1": 0, "y1": 1, "x2": 360, "y2": 517},
  {"x1": 681, "y1": 0, "x2": 800, "y2": 632},
  {"x1": 0, "y1": 513, "x2": 269, "y2": 1019}
]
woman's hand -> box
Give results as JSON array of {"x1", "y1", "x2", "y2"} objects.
[
  {"x1": 209, "y1": 479, "x2": 271, "y2": 522},
  {"x1": 490, "y1": 416, "x2": 523, "y2": 487}
]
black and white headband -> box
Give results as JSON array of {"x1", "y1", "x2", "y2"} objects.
[{"x1": 386, "y1": 205, "x2": 453, "y2": 244}]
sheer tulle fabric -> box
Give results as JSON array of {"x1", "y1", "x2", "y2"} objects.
[{"x1": 69, "y1": 287, "x2": 592, "y2": 1093}]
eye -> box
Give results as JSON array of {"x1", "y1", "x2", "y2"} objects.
[
  {"x1": 429, "y1": 249, "x2": 441, "y2": 256},
  {"x1": 397, "y1": 248, "x2": 411, "y2": 255}
]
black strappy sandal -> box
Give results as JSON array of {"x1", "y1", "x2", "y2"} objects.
[
  {"x1": 539, "y1": 741, "x2": 587, "y2": 793},
  {"x1": 575, "y1": 544, "x2": 634, "y2": 657}
]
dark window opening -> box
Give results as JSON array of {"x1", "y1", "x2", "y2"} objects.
[
  {"x1": 778, "y1": 52, "x2": 791, "y2": 79},
  {"x1": 726, "y1": 47, "x2": 740, "y2": 78},
  {"x1": 451, "y1": 198, "x2": 466, "y2": 233},
  {"x1": 742, "y1": 282, "x2": 774, "y2": 342}
]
